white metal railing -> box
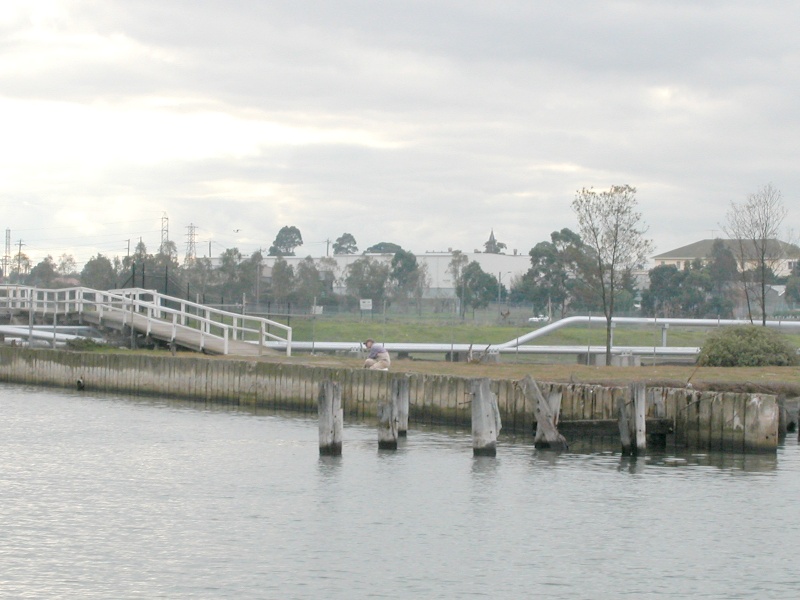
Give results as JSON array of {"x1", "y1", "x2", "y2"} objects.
[{"x1": 0, "y1": 285, "x2": 293, "y2": 356}]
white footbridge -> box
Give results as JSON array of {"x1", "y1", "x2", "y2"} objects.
[{"x1": 0, "y1": 285, "x2": 292, "y2": 356}]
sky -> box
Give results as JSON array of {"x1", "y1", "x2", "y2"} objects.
[{"x1": 2, "y1": 0, "x2": 798, "y2": 271}]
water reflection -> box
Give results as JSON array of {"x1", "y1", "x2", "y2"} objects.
[
  {"x1": 317, "y1": 455, "x2": 343, "y2": 478},
  {"x1": 617, "y1": 455, "x2": 647, "y2": 474},
  {"x1": 470, "y1": 455, "x2": 499, "y2": 478}
]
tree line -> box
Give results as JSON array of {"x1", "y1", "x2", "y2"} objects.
[{"x1": 7, "y1": 184, "x2": 795, "y2": 363}]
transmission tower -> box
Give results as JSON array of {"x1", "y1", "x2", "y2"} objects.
[
  {"x1": 160, "y1": 212, "x2": 169, "y2": 256},
  {"x1": 185, "y1": 223, "x2": 197, "y2": 263}
]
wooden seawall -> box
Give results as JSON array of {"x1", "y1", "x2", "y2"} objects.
[{"x1": 0, "y1": 348, "x2": 779, "y2": 452}]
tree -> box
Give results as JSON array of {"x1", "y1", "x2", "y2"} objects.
[
  {"x1": 706, "y1": 239, "x2": 738, "y2": 295},
  {"x1": 219, "y1": 248, "x2": 243, "y2": 285},
  {"x1": 447, "y1": 251, "x2": 468, "y2": 284},
  {"x1": 154, "y1": 240, "x2": 179, "y2": 269},
  {"x1": 643, "y1": 259, "x2": 734, "y2": 319},
  {"x1": 269, "y1": 257, "x2": 294, "y2": 303},
  {"x1": 412, "y1": 262, "x2": 430, "y2": 315},
  {"x1": 56, "y1": 253, "x2": 77, "y2": 276},
  {"x1": 483, "y1": 230, "x2": 507, "y2": 254},
  {"x1": 365, "y1": 241, "x2": 402, "y2": 254},
  {"x1": 184, "y1": 257, "x2": 215, "y2": 298},
  {"x1": 722, "y1": 183, "x2": 787, "y2": 325},
  {"x1": 344, "y1": 256, "x2": 390, "y2": 307},
  {"x1": 268, "y1": 226, "x2": 303, "y2": 257},
  {"x1": 389, "y1": 249, "x2": 420, "y2": 309},
  {"x1": 29, "y1": 256, "x2": 58, "y2": 287},
  {"x1": 294, "y1": 256, "x2": 323, "y2": 305},
  {"x1": 456, "y1": 261, "x2": 498, "y2": 317},
  {"x1": 642, "y1": 264, "x2": 684, "y2": 317},
  {"x1": 81, "y1": 254, "x2": 117, "y2": 289},
  {"x1": 12, "y1": 251, "x2": 30, "y2": 280},
  {"x1": 447, "y1": 250, "x2": 469, "y2": 313},
  {"x1": 521, "y1": 228, "x2": 593, "y2": 318},
  {"x1": 332, "y1": 233, "x2": 358, "y2": 255},
  {"x1": 572, "y1": 185, "x2": 653, "y2": 365},
  {"x1": 239, "y1": 250, "x2": 264, "y2": 303}
]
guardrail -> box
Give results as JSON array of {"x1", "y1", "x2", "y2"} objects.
[{"x1": 0, "y1": 285, "x2": 293, "y2": 356}]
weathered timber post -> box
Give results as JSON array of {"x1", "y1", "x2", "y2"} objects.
[
  {"x1": 519, "y1": 374, "x2": 568, "y2": 450},
  {"x1": 618, "y1": 382, "x2": 647, "y2": 455},
  {"x1": 318, "y1": 380, "x2": 343, "y2": 456},
  {"x1": 392, "y1": 376, "x2": 410, "y2": 437},
  {"x1": 377, "y1": 400, "x2": 398, "y2": 450},
  {"x1": 471, "y1": 378, "x2": 501, "y2": 457},
  {"x1": 744, "y1": 394, "x2": 779, "y2": 452}
]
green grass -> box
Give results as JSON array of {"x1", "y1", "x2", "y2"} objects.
[{"x1": 274, "y1": 313, "x2": 800, "y2": 350}]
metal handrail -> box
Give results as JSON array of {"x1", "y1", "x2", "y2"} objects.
[{"x1": 0, "y1": 285, "x2": 293, "y2": 356}]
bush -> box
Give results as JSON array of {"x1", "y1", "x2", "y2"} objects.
[
  {"x1": 66, "y1": 337, "x2": 107, "y2": 352},
  {"x1": 697, "y1": 325, "x2": 798, "y2": 367}
]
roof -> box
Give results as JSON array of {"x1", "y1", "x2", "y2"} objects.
[{"x1": 653, "y1": 238, "x2": 800, "y2": 261}]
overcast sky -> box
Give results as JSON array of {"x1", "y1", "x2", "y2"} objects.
[{"x1": 2, "y1": 0, "x2": 798, "y2": 270}]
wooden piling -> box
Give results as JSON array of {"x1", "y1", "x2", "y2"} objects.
[
  {"x1": 744, "y1": 394, "x2": 779, "y2": 452},
  {"x1": 318, "y1": 380, "x2": 343, "y2": 456},
  {"x1": 392, "y1": 376, "x2": 410, "y2": 437},
  {"x1": 519, "y1": 374, "x2": 568, "y2": 450},
  {"x1": 471, "y1": 378, "x2": 501, "y2": 457},
  {"x1": 619, "y1": 382, "x2": 647, "y2": 455},
  {"x1": 377, "y1": 400, "x2": 399, "y2": 450}
]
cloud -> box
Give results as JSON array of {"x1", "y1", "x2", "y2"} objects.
[{"x1": 1, "y1": 0, "x2": 798, "y2": 270}]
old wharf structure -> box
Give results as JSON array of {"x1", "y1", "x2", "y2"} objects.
[{"x1": 0, "y1": 347, "x2": 781, "y2": 453}]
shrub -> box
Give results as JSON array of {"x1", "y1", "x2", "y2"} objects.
[
  {"x1": 697, "y1": 325, "x2": 798, "y2": 367},
  {"x1": 65, "y1": 337, "x2": 107, "y2": 352}
]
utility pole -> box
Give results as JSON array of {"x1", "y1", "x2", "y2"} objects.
[
  {"x1": 3, "y1": 228, "x2": 10, "y2": 280},
  {"x1": 16, "y1": 239, "x2": 25, "y2": 278}
]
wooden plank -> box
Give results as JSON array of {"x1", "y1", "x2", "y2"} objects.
[
  {"x1": 721, "y1": 393, "x2": 742, "y2": 451},
  {"x1": 709, "y1": 394, "x2": 724, "y2": 451},
  {"x1": 698, "y1": 392, "x2": 713, "y2": 450},
  {"x1": 745, "y1": 394, "x2": 778, "y2": 451}
]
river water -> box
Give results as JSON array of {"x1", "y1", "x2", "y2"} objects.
[{"x1": 1, "y1": 383, "x2": 797, "y2": 599}]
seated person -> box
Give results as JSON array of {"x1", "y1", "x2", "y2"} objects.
[{"x1": 363, "y1": 338, "x2": 391, "y2": 370}]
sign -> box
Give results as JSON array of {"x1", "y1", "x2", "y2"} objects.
[
  {"x1": 312, "y1": 305, "x2": 323, "y2": 315},
  {"x1": 359, "y1": 299, "x2": 373, "y2": 311}
]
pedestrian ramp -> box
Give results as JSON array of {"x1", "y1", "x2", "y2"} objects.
[{"x1": 0, "y1": 285, "x2": 292, "y2": 356}]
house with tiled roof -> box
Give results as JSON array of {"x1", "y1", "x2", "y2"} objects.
[{"x1": 652, "y1": 239, "x2": 800, "y2": 277}]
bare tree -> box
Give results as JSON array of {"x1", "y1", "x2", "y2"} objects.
[
  {"x1": 572, "y1": 185, "x2": 653, "y2": 365},
  {"x1": 56, "y1": 253, "x2": 77, "y2": 276},
  {"x1": 447, "y1": 250, "x2": 469, "y2": 317},
  {"x1": 722, "y1": 183, "x2": 787, "y2": 325}
]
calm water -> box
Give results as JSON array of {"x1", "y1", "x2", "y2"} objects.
[{"x1": 1, "y1": 383, "x2": 798, "y2": 599}]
